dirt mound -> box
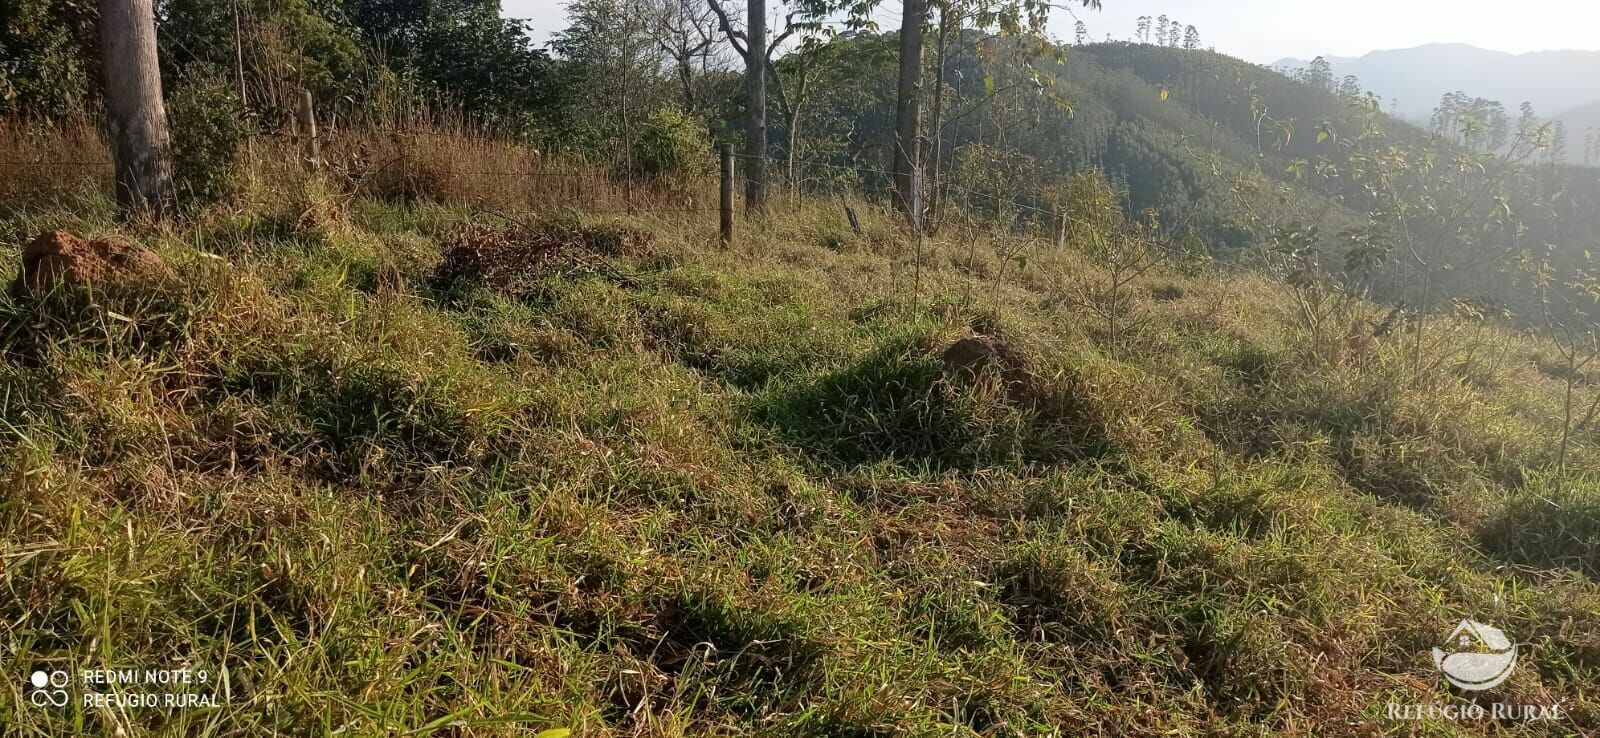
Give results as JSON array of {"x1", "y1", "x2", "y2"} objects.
[
  {"x1": 941, "y1": 334, "x2": 1033, "y2": 393},
  {"x1": 434, "y1": 220, "x2": 651, "y2": 296},
  {"x1": 10, "y1": 230, "x2": 178, "y2": 299}
]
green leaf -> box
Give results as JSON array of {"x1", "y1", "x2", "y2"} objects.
[
  {"x1": 535, "y1": 730, "x2": 571, "y2": 738},
  {"x1": 1159, "y1": 88, "x2": 1169, "y2": 101},
  {"x1": 984, "y1": 74, "x2": 995, "y2": 94}
]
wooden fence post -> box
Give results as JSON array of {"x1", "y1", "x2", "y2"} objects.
[
  {"x1": 299, "y1": 90, "x2": 319, "y2": 166},
  {"x1": 719, "y1": 142, "x2": 735, "y2": 244}
]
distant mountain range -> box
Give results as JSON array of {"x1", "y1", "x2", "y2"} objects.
[{"x1": 1271, "y1": 44, "x2": 1600, "y2": 126}]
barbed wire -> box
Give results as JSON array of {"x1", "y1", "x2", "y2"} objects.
[
  {"x1": 729, "y1": 149, "x2": 1098, "y2": 229},
  {"x1": 0, "y1": 144, "x2": 1098, "y2": 231},
  {"x1": 0, "y1": 160, "x2": 113, "y2": 167}
]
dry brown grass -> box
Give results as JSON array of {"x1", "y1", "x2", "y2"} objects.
[
  {"x1": 0, "y1": 115, "x2": 112, "y2": 206},
  {"x1": 0, "y1": 121, "x2": 720, "y2": 217}
]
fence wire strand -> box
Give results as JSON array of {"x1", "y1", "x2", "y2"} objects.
[
  {"x1": 2, "y1": 139, "x2": 1099, "y2": 231},
  {"x1": 729, "y1": 149, "x2": 1101, "y2": 230}
]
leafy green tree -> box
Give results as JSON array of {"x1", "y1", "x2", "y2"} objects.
[
  {"x1": 158, "y1": 0, "x2": 363, "y2": 114},
  {"x1": 1337, "y1": 74, "x2": 1361, "y2": 99},
  {"x1": 1526, "y1": 248, "x2": 1600, "y2": 484},
  {"x1": 335, "y1": 0, "x2": 559, "y2": 130},
  {"x1": 166, "y1": 62, "x2": 246, "y2": 205},
  {"x1": 0, "y1": 0, "x2": 98, "y2": 114},
  {"x1": 410, "y1": 12, "x2": 560, "y2": 133},
  {"x1": 553, "y1": 0, "x2": 670, "y2": 154}
]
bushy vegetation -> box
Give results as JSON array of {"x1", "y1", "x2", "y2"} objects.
[
  {"x1": 631, "y1": 107, "x2": 715, "y2": 180},
  {"x1": 167, "y1": 64, "x2": 249, "y2": 206}
]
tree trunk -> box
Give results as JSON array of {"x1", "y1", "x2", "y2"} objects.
[
  {"x1": 892, "y1": 0, "x2": 926, "y2": 221},
  {"x1": 744, "y1": 0, "x2": 768, "y2": 213},
  {"x1": 679, "y1": 57, "x2": 695, "y2": 112},
  {"x1": 786, "y1": 105, "x2": 800, "y2": 196},
  {"x1": 99, "y1": 0, "x2": 174, "y2": 218},
  {"x1": 926, "y1": 5, "x2": 954, "y2": 229}
]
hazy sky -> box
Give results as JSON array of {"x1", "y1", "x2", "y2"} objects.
[{"x1": 503, "y1": 0, "x2": 1600, "y2": 63}]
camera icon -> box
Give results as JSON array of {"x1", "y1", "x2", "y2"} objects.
[{"x1": 28, "y1": 670, "x2": 70, "y2": 708}]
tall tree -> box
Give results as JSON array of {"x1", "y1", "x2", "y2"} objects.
[
  {"x1": 892, "y1": 0, "x2": 926, "y2": 218},
  {"x1": 1182, "y1": 25, "x2": 1199, "y2": 50},
  {"x1": 99, "y1": 0, "x2": 174, "y2": 217},
  {"x1": 889, "y1": 0, "x2": 1102, "y2": 218},
  {"x1": 706, "y1": 0, "x2": 821, "y2": 212},
  {"x1": 771, "y1": 30, "x2": 834, "y2": 193},
  {"x1": 555, "y1": 0, "x2": 666, "y2": 156},
  {"x1": 1299, "y1": 56, "x2": 1333, "y2": 92},
  {"x1": 1337, "y1": 74, "x2": 1362, "y2": 99},
  {"x1": 746, "y1": 0, "x2": 769, "y2": 211},
  {"x1": 926, "y1": 0, "x2": 964, "y2": 223},
  {"x1": 1074, "y1": 19, "x2": 1087, "y2": 44},
  {"x1": 1135, "y1": 15, "x2": 1149, "y2": 43},
  {"x1": 653, "y1": 0, "x2": 719, "y2": 114}
]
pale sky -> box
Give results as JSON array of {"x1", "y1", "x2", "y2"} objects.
[{"x1": 504, "y1": 0, "x2": 1600, "y2": 64}]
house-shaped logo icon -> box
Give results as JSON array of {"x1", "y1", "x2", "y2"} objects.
[{"x1": 1431, "y1": 619, "x2": 1517, "y2": 691}]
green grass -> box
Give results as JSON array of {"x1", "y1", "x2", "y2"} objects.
[{"x1": 1, "y1": 185, "x2": 1597, "y2": 736}]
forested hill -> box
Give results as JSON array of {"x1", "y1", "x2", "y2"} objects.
[
  {"x1": 798, "y1": 39, "x2": 1380, "y2": 250},
  {"x1": 791, "y1": 36, "x2": 1600, "y2": 317}
]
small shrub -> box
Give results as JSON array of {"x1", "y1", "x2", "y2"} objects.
[
  {"x1": 167, "y1": 64, "x2": 247, "y2": 207},
  {"x1": 630, "y1": 107, "x2": 712, "y2": 180}
]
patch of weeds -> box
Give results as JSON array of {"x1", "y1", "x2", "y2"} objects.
[
  {"x1": 902, "y1": 586, "x2": 1009, "y2": 652},
  {"x1": 991, "y1": 534, "x2": 1137, "y2": 645},
  {"x1": 1, "y1": 276, "x2": 200, "y2": 361},
  {"x1": 639, "y1": 588, "x2": 826, "y2": 718},
  {"x1": 634, "y1": 286, "x2": 860, "y2": 389},
  {"x1": 754, "y1": 336, "x2": 1110, "y2": 469},
  {"x1": 290, "y1": 360, "x2": 511, "y2": 479},
  {"x1": 752, "y1": 340, "x2": 1001, "y2": 467}
]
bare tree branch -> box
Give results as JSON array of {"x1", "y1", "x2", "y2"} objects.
[{"x1": 704, "y1": 0, "x2": 749, "y2": 58}]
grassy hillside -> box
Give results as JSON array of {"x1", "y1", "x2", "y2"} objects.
[{"x1": 1, "y1": 140, "x2": 1598, "y2": 736}]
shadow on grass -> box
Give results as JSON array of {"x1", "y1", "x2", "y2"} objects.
[{"x1": 1478, "y1": 487, "x2": 1600, "y2": 578}]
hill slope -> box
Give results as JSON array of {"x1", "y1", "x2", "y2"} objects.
[
  {"x1": 1, "y1": 142, "x2": 1597, "y2": 734},
  {"x1": 1271, "y1": 44, "x2": 1600, "y2": 121}
]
